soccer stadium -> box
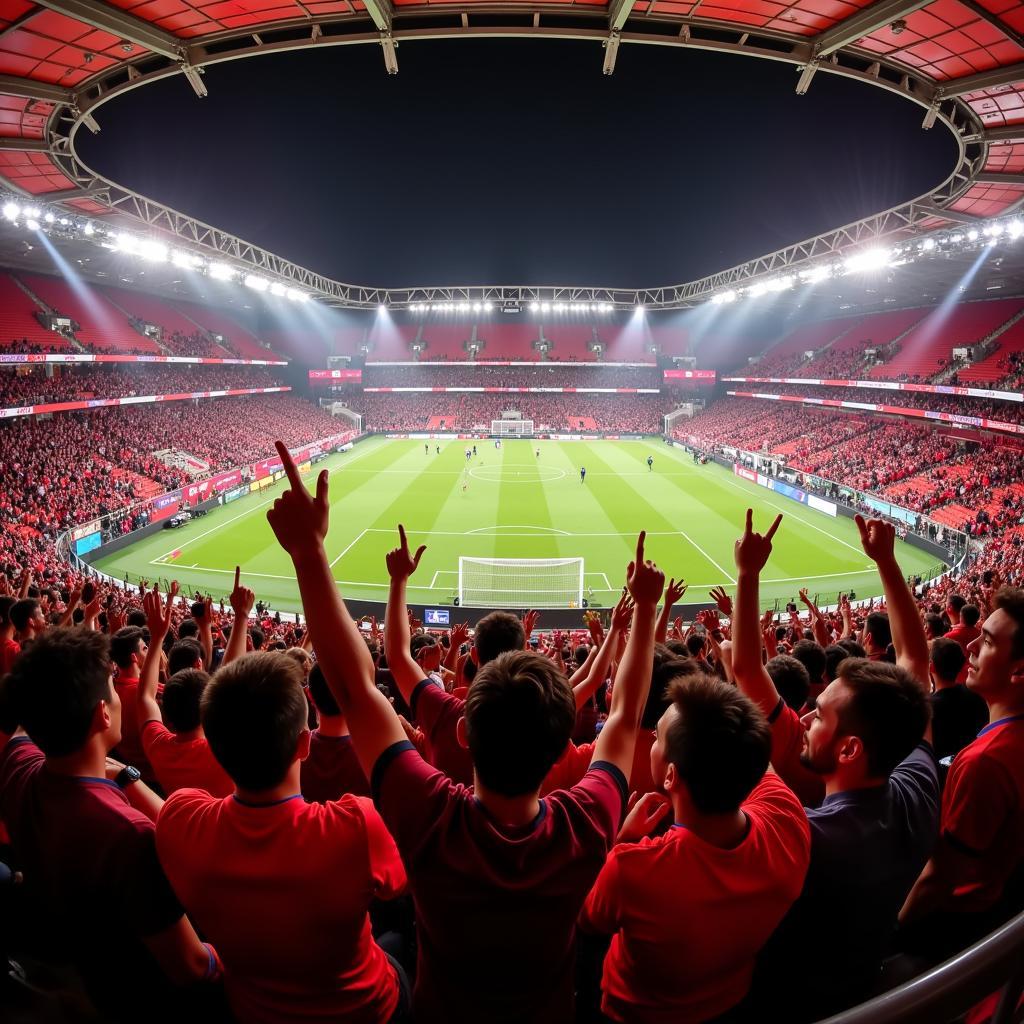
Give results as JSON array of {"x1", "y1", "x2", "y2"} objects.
[{"x1": 2, "y1": 0, "x2": 1024, "y2": 1021}]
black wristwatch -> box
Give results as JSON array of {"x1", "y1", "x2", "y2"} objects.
[{"x1": 115, "y1": 765, "x2": 142, "y2": 789}]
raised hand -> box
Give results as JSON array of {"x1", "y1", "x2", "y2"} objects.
[
  {"x1": 664, "y1": 578, "x2": 688, "y2": 607},
  {"x1": 386, "y1": 524, "x2": 426, "y2": 582},
  {"x1": 698, "y1": 608, "x2": 721, "y2": 634},
  {"x1": 709, "y1": 585, "x2": 733, "y2": 618},
  {"x1": 611, "y1": 590, "x2": 634, "y2": 632},
  {"x1": 266, "y1": 440, "x2": 330, "y2": 558},
  {"x1": 522, "y1": 609, "x2": 540, "y2": 641},
  {"x1": 143, "y1": 580, "x2": 178, "y2": 646},
  {"x1": 854, "y1": 514, "x2": 896, "y2": 564},
  {"x1": 618, "y1": 791, "x2": 671, "y2": 843},
  {"x1": 449, "y1": 620, "x2": 470, "y2": 650},
  {"x1": 626, "y1": 532, "x2": 665, "y2": 607},
  {"x1": 229, "y1": 565, "x2": 255, "y2": 620},
  {"x1": 734, "y1": 509, "x2": 783, "y2": 575}
]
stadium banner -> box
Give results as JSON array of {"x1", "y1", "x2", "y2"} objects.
[
  {"x1": 727, "y1": 391, "x2": 1024, "y2": 438},
  {"x1": 183, "y1": 468, "x2": 243, "y2": 505},
  {"x1": 771, "y1": 479, "x2": 808, "y2": 503},
  {"x1": 150, "y1": 490, "x2": 182, "y2": 523},
  {"x1": 223, "y1": 484, "x2": 249, "y2": 504},
  {"x1": 807, "y1": 494, "x2": 838, "y2": 517},
  {"x1": 309, "y1": 369, "x2": 362, "y2": 382},
  {"x1": 865, "y1": 496, "x2": 918, "y2": 526},
  {"x1": 0, "y1": 353, "x2": 286, "y2": 366},
  {"x1": 664, "y1": 369, "x2": 716, "y2": 381},
  {"x1": 362, "y1": 387, "x2": 660, "y2": 394},
  {"x1": 733, "y1": 464, "x2": 758, "y2": 483},
  {"x1": 367, "y1": 360, "x2": 656, "y2": 368},
  {"x1": 722, "y1": 376, "x2": 1024, "y2": 405},
  {"x1": 71, "y1": 520, "x2": 102, "y2": 543},
  {"x1": 0, "y1": 386, "x2": 292, "y2": 420},
  {"x1": 74, "y1": 531, "x2": 103, "y2": 557}
]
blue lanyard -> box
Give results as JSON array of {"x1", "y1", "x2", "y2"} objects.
[{"x1": 978, "y1": 713, "x2": 1024, "y2": 737}]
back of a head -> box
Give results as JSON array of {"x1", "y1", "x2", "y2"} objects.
[
  {"x1": 163, "y1": 669, "x2": 211, "y2": 734},
  {"x1": 685, "y1": 633, "x2": 707, "y2": 659},
  {"x1": 473, "y1": 611, "x2": 526, "y2": 666},
  {"x1": 126, "y1": 608, "x2": 147, "y2": 628},
  {"x1": 664, "y1": 673, "x2": 771, "y2": 814},
  {"x1": 836, "y1": 657, "x2": 930, "y2": 778},
  {"x1": 110, "y1": 626, "x2": 144, "y2": 670},
  {"x1": 930, "y1": 636, "x2": 966, "y2": 684},
  {"x1": 177, "y1": 618, "x2": 199, "y2": 640},
  {"x1": 464, "y1": 650, "x2": 575, "y2": 796},
  {"x1": 995, "y1": 586, "x2": 1024, "y2": 659},
  {"x1": 8, "y1": 628, "x2": 111, "y2": 756},
  {"x1": 0, "y1": 595, "x2": 15, "y2": 630},
  {"x1": 924, "y1": 613, "x2": 946, "y2": 639},
  {"x1": 307, "y1": 663, "x2": 341, "y2": 718},
  {"x1": 169, "y1": 638, "x2": 203, "y2": 676},
  {"x1": 642, "y1": 646, "x2": 698, "y2": 730},
  {"x1": 767, "y1": 654, "x2": 811, "y2": 712},
  {"x1": 202, "y1": 652, "x2": 307, "y2": 791},
  {"x1": 10, "y1": 599, "x2": 39, "y2": 634},
  {"x1": 837, "y1": 637, "x2": 867, "y2": 660},
  {"x1": 865, "y1": 612, "x2": 892, "y2": 651},
  {"x1": 249, "y1": 626, "x2": 265, "y2": 651},
  {"x1": 409, "y1": 632, "x2": 439, "y2": 659},
  {"x1": 947, "y1": 594, "x2": 966, "y2": 616},
  {"x1": 960, "y1": 604, "x2": 981, "y2": 629},
  {"x1": 791, "y1": 640, "x2": 827, "y2": 689}
]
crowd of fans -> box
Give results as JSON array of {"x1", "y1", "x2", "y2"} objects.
[
  {"x1": 361, "y1": 364, "x2": 664, "y2": 388},
  {"x1": 1, "y1": 437, "x2": 1022, "y2": 1024},
  {"x1": 0, "y1": 366, "x2": 284, "y2": 408},
  {"x1": 347, "y1": 391, "x2": 677, "y2": 432}
]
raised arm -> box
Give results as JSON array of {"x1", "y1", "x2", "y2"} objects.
[
  {"x1": 139, "y1": 582, "x2": 177, "y2": 727},
  {"x1": 194, "y1": 596, "x2": 214, "y2": 669},
  {"x1": 854, "y1": 515, "x2": 931, "y2": 690},
  {"x1": 266, "y1": 442, "x2": 405, "y2": 776},
  {"x1": 655, "y1": 577, "x2": 687, "y2": 644},
  {"x1": 591, "y1": 532, "x2": 664, "y2": 779},
  {"x1": 223, "y1": 567, "x2": 255, "y2": 667},
  {"x1": 573, "y1": 592, "x2": 632, "y2": 709},
  {"x1": 383, "y1": 525, "x2": 430, "y2": 706},
  {"x1": 731, "y1": 509, "x2": 784, "y2": 717}
]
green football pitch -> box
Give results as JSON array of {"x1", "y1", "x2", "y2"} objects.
[{"x1": 92, "y1": 437, "x2": 942, "y2": 615}]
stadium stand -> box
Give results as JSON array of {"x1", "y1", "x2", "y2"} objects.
[
  {"x1": 0, "y1": 272, "x2": 73, "y2": 351},
  {"x1": 167, "y1": 300, "x2": 275, "y2": 360}
]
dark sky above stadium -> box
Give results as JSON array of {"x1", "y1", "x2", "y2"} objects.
[{"x1": 78, "y1": 39, "x2": 958, "y2": 289}]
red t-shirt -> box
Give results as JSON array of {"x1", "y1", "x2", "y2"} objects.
[
  {"x1": 542, "y1": 733, "x2": 656, "y2": 797},
  {"x1": 301, "y1": 731, "x2": 370, "y2": 802},
  {"x1": 113, "y1": 677, "x2": 154, "y2": 781},
  {"x1": 941, "y1": 715, "x2": 1024, "y2": 913},
  {"x1": 768, "y1": 699, "x2": 826, "y2": 808},
  {"x1": 580, "y1": 774, "x2": 810, "y2": 1023},
  {"x1": 156, "y1": 789, "x2": 405, "y2": 1024},
  {"x1": 141, "y1": 720, "x2": 233, "y2": 797},
  {"x1": 410, "y1": 678, "x2": 474, "y2": 785},
  {"x1": 0, "y1": 637, "x2": 20, "y2": 675},
  {"x1": 0, "y1": 738, "x2": 184, "y2": 1014},
  {"x1": 373, "y1": 740, "x2": 626, "y2": 1023}
]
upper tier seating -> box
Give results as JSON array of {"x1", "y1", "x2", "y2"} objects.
[
  {"x1": 19, "y1": 273, "x2": 160, "y2": 353},
  {"x1": 0, "y1": 272, "x2": 73, "y2": 350},
  {"x1": 169, "y1": 300, "x2": 272, "y2": 360},
  {"x1": 102, "y1": 287, "x2": 215, "y2": 345},
  {"x1": 955, "y1": 314, "x2": 1024, "y2": 385}
]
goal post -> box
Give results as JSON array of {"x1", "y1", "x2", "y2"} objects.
[
  {"x1": 458, "y1": 556, "x2": 584, "y2": 609},
  {"x1": 663, "y1": 405, "x2": 694, "y2": 437},
  {"x1": 491, "y1": 419, "x2": 534, "y2": 437}
]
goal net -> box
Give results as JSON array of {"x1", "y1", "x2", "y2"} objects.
[
  {"x1": 491, "y1": 419, "x2": 534, "y2": 437},
  {"x1": 663, "y1": 406, "x2": 695, "y2": 437},
  {"x1": 459, "y1": 556, "x2": 584, "y2": 608}
]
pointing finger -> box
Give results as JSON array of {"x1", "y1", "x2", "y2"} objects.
[
  {"x1": 745, "y1": 508, "x2": 753, "y2": 534},
  {"x1": 233, "y1": 565, "x2": 240, "y2": 592},
  {"x1": 275, "y1": 440, "x2": 303, "y2": 491},
  {"x1": 398, "y1": 524, "x2": 408, "y2": 551},
  {"x1": 765, "y1": 514, "x2": 783, "y2": 541},
  {"x1": 636, "y1": 530, "x2": 646, "y2": 565}
]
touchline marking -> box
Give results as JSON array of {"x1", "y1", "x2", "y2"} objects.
[
  {"x1": 147, "y1": 441, "x2": 382, "y2": 565},
  {"x1": 329, "y1": 529, "x2": 368, "y2": 568},
  {"x1": 677, "y1": 527, "x2": 737, "y2": 585}
]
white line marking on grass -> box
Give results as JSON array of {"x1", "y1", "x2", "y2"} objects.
[
  {"x1": 677, "y1": 528, "x2": 737, "y2": 585},
  {"x1": 329, "y1": 529, "x2": 368, "y2": 568},
  {"x1": 464, "y1": 525, "x2": 571, "y2": 536}
]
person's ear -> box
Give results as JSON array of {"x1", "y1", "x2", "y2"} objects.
[
  {"x1": 1008, "y1": 659, "x2": 1024, "y2": 687},
  {"x1": 95, "y1": 699, "x2": 112, "y2": 736},
  {"x1": 837, "y1": 734, "x2": 864, "y2": 767},
  {"x1": 663, "y1": 761, "x2": 679, "y2": 794},
  {"x1": 296, "y1": 728, "x2": 312, "y2": 762},
  {"x1": 456, "y1": 716, "x2": 469, "y2": 750}
]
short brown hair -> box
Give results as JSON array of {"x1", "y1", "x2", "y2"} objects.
[
  {"x1": 473, "y1": 612, "x2": 526, "y2": 666},
  {"x1": 835, "y1": 658, "x2": 929, "y2": 778},
  {"x1": 995, "y1": 588, "x2": 1024, "y2": 660},
  {"x1": 464, "y1": 650, "x2": 575, "y2": 796},
  {"x1": 663, "y1": 673, "x2": 770, "y2": 814},
  {"x1": 201, "y1": 652, "x2": 307, "y2": 791}
]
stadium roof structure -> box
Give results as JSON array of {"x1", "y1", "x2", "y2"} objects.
[{"x1": 2, "y1": 0, "x2": 1024, "y2": 308}]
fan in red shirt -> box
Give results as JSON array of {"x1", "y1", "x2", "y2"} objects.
[
  {"x1": 137, "y1": 582, "x2": 233, "y2": 798},
  {"x1": 0, "y1": 595, "x2": 20, "y2": 675},
  {"x1": 155, "y1": 634, "x2": 407, "y2": 1024},
  {"x1": 580, "y1": 673, "x2": 809, "y2": 1024},
  {"x1": 0, "y1": 627, "x2": 220, "y2": 1020},
  {"x1": 901, "y1": 587, "x2": 1024, "y2": 959},
  {"x1": 301, "y1": 662, "x2": 370, "y2": 801},
  {"x1": 110, "y1": 624, "x2": 158, "y2": 784},
  {"x1": 265, "y1": 442, "x2": 665, "y2": 1024}
]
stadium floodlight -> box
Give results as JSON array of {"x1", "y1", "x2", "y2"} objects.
[
  {"x1": 210, "y1": 262, "x2": 235, "y2": 281},
  {"x1": 800, "y1": 265, "x2": 830, "y2": 284},
  {"x1": 139, "y1": 239, "x2": 168, "y2": 262},
  {"x1": 967, "y1": 229, "x2": 979, "y2": 241},
  {"x1": 59, "y1": 218, "x2": 69, "y2": 226},
  {"x1": 843, "y1": 247, "x2": 890, "y2": 274},
  {"x1": 747, "y1": 281, "x2": 768, "y2": 298},
  {"x1": 921, "y1": 237, "x2": 936, "y2": 251},
  {"x1": 113, "y1": 232, "x2": 138, "y2": 254},
  {"x1": 25, "y1": 218, "x2": 40, "y2": 231},
  {"x1": 2, "y1": 202, "x2": 18, "y2": 222},
  {"x1": 541, "y1": 302, "x2": 551, "y2": 313},
  {"x1": 244, "y1": 274, "x2": 269, "y2": 291},
  {"x1": 765, "y1": 275, "x2": 794, "y2": 292},
  {"x1": 44, "y1": 212, "x2": 55, "y2": 224},
  {"x1": 83, "y1": 221, "x2": 94, "y2": 236},
  {"x1": 634, "y1": 304, "x2": 645, "y2": 313},
  {"x1": 269, "y1": 282, "x2": 286, "y2": 297},
  {"x1": 529, "y1": 301, "x2": 540, "y2": 312},
  {"x1": 1009, "y1": 220, "x2": 1024, "y2": 240},
  {"x1": 172, "y1": 249, "x2": 202, "y2": 270},
  {"x1": 483, "y1": 301, "x2": 493, "y2": 311},
  {"x1": 285, "y1": 287, "x2": 307, "y2": 302},
  {"x1": 23, "y1": 207, "x2": 40, "y2": 220}
]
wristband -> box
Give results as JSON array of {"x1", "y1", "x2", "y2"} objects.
[{"x1": 203, "y1": 943, "x2": 222, "y2": 982}]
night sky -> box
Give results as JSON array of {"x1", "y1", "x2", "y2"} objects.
[{"x1": 77, "y1": 39, "x2": 958, "y2": 289}]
